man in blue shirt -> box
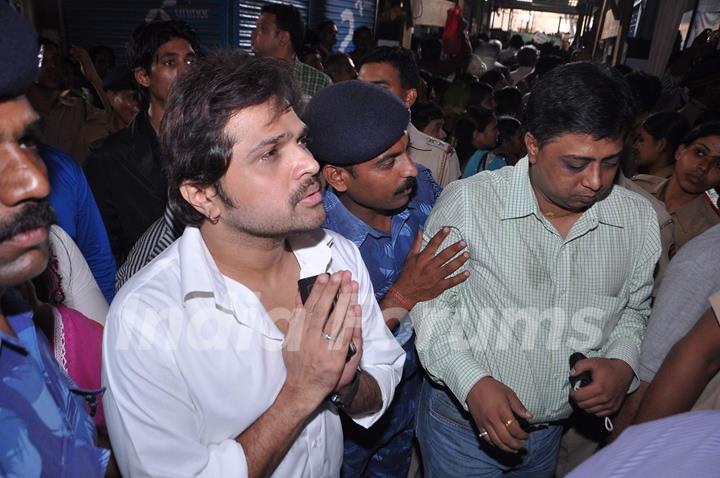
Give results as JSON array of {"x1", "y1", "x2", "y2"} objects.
[
  {"x1": 40, "y1": 143, "x2": 116, "y2": 303},
  {"x1": 0, "y1": 4, "x2": 108, "y2": 476},
  {"x1": 304, "y1": 81, "x2": 470, "y2": 477}
]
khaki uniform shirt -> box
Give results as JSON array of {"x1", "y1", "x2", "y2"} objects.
[
  {"x1": 633, "y1": 174, "x2": 720, "y2": 252},
  {"x1": 615, "y1": 174, "x2": 675, "y2": 297},
  {"x1": 618, "y1": 175, "x2": 674, "y2": 295},
  {"x1": 39, "y1": 90, "x2": 105, "y2": 163},
  {"x1": 407, "y1": 123, "x2": 461, "y2": 187},
  {"x1": 650, "y1": 164, "x2": 675, "y2": 180}
]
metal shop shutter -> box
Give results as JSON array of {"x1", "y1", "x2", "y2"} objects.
[
  {"x1": 236, "y1": 0, "x2": 310, "y2": 51},
  {"x1": 62, "y1": 0, "x2": 233, "y2": 62},
  {"x1": 310, "y1": 0, "x2": 377, "y2": 53}
]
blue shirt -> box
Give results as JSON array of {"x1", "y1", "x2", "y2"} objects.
[
  {"x1": 0, "y1": 297, "x2": 109, "y2": 476},
  {"x1": 41, "y1": 144, "x2": 116, "y2": 303},
  {"x1": 462, "y1": 149, "x2": 489, "y2": 178},
  {"x1": 322, "y1": 164, "x2": 442, "y2": 345},
  {"x1": 462, "y1": 149, "x2": 507, "y2": 178}
]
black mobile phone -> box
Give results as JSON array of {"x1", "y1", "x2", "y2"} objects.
[
  {"x1": 298, "y1": 274, "x2": 357, "y2": 361},
  {"x1": 569, "y1": 352, "x2": 592, "y2": 391},
  {"x1": 514, "y1": 414, "x2": 547, "y2": 433}
]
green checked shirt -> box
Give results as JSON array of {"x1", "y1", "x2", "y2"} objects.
[
  {"x1": 412, "y1": 157, "x2": 661, "y2": 423},
  {"x1": 294, "y1": 58, "x2": 332, "y2": 105}
]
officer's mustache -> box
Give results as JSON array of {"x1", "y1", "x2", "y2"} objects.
[
  {"x1": 394, "y1": 177, "x2": 417, "y2": 196},
  {"x1": 0, "y1": 200, "x2": 56, "y2": 244}
]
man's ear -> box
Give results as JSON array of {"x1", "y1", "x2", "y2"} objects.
[
  {"x1": 675, "y1": 144, "x2": 687, "y2": 163},
  {"x1": 322, "y1": 164, "x2": 351, "y2": 193},
  {"x1": 133, "y1": 66, "x2": 150, "y2": 88},
  {"x1": 525, "y1": 132, "x2": 540, "y2": 164},
  {"x1": 656, "y1": 137, "x2": 669, "y2": 154},
  {"x1": 179, "y1": 181, "x2": 222, "y2": 221},
  {"x1": 278, "y1": 30, "x2": 291, "y2": 49},
  {"x1": 403, "y1": 88, "x2": 418, "y2": 108}
]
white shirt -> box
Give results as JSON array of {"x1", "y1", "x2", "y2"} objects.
[
  {"x1": 50, "y1": 225, "x2": 109, "y2": 325},
  {"x1": 510, "y1": 65, "x2": 533, "y2": 85},
  {"x1": 102, "y1": 227, "x2": 405, "y2": 478}
]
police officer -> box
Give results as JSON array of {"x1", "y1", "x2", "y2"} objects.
[
  {"x1": 305, "y1": 80, "x2": 470, "y2": 477},
  {"x1": 358, "y1": 46, "x2": 462, "y2": 187}
]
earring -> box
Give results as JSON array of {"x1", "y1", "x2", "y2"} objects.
[{"x1": 208, "y1": 214, "x2": 219, "y2": 225}]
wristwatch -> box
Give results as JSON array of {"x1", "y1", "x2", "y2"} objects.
[{"x1": 328, "y1": 369, "x2": 362, "y2": 409}]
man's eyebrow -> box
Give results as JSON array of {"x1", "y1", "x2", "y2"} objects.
[
  {"x1": 695, "y1": 142, "x2": 720, "y2": 158},
  {"x1": 157, "y1": 52, "x2": 179, "y2": 59},
  {"x1": 21, "y1": 119, "x2": 43, "y2": 139},
  {"x1": 374, "y1": 150, "x2": 403, "y2": 166},
  {"x1": 248, "y1": 132, "x2": 291, "y2": 156},
  {"x1": 3, "y1": 118, "x2": 40, "y2": 143},
  {"x1": 559, "y1": 151, "x2": 623, "y2": 162},
  {"x1": 368, "y1": 80, "x2": 390, "y2": 86}
]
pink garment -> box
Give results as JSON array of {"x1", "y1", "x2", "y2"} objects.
[{"x1": 52, "y1": 304, "x2": 105, "y2": 430}]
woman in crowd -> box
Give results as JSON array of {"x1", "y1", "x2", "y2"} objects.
[
  {"x1": 634, "y1": 121, "x2": 720, "y2": 252},
  {"x1": 478, "y1": 115, "x2": 526, "y2": 170},
  {"x1": 453, "y1": 106, "x2": 498, "y2": 176},
  {"x1": 633, "y1": 111, "x2": 690, "y2": 178}
]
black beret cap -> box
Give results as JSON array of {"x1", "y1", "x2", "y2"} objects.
[
  {"x1": 0, "y1": 3, "x2": 39, "y2": 100},
  {"x1": 303, "y1": 80, "x2": 410, "y2": 166}
]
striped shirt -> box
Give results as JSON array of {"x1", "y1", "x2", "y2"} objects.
[
  {"x1": 412, "y1": 158, "x2": 661, "y2": 423},
  {"x1": 115, "y1": 207, "x2": 184, "y2": 291}
]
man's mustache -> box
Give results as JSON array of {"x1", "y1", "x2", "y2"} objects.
[
  {"x1": 394, "y1": 176, "x2": 417, "y2": 196},
  {"x1": 290, "y1": 176, "x2": 322, "y2": 205},
  {"x1": 0, "y1": 201, "x2": 56, "y2": 243}
]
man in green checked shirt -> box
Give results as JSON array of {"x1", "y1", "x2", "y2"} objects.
[
  {"x1": 251, "y1": 3, "x2": 332, "y2": 110},
  {"x1": 412, "y1": 62, "x2": 661, "y2": 477}
]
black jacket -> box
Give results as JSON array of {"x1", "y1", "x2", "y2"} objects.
[{"x1": 85, "y1": 110, "x2": 167, "y2": 264}]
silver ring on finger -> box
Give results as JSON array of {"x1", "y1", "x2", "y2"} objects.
[{"x1": 321, "y1": 331, "x2": 336, "y2": 341}]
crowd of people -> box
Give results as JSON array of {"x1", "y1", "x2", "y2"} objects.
[{"x1": 1, "y1": 1, "x2": 720, "y2": 477}]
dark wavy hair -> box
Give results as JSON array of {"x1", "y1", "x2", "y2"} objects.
[
  {"x1": 453, "y1": 106, "x2": 496, "y2": 163},
  {"x1": 358, "y1": 46, "x2": 420, "y2": 90},
  {"x1": 642, "y1": 112, "x2": 690, "y2": 153},
  {"x1": 126, "y1": 20, "x2": 199, "y2": 74},
  {"x1": 161, "y1": 51, "x2": 300, "y2": 226},
  {"x1": 525, "y1": 62, "x2": 635, "y2": 146},
  {"x1": 680, "y1": 121, "x2": 720, "y2": 147},
  {"x1": 496, "y1": 116, "x2": 522, "y2": 147},
  {"x1": 410, "y1": 101, "x2": 444, "y2": 132},
  {"x1": 495, "y1": 86, "x2": 523, "y2": 118},
  {"x1": 261, "y1": 3, "x2": 305, "y2": 55},
  {"x1": 625, "y1": 71, "x2": 662, "y2": 114}
]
